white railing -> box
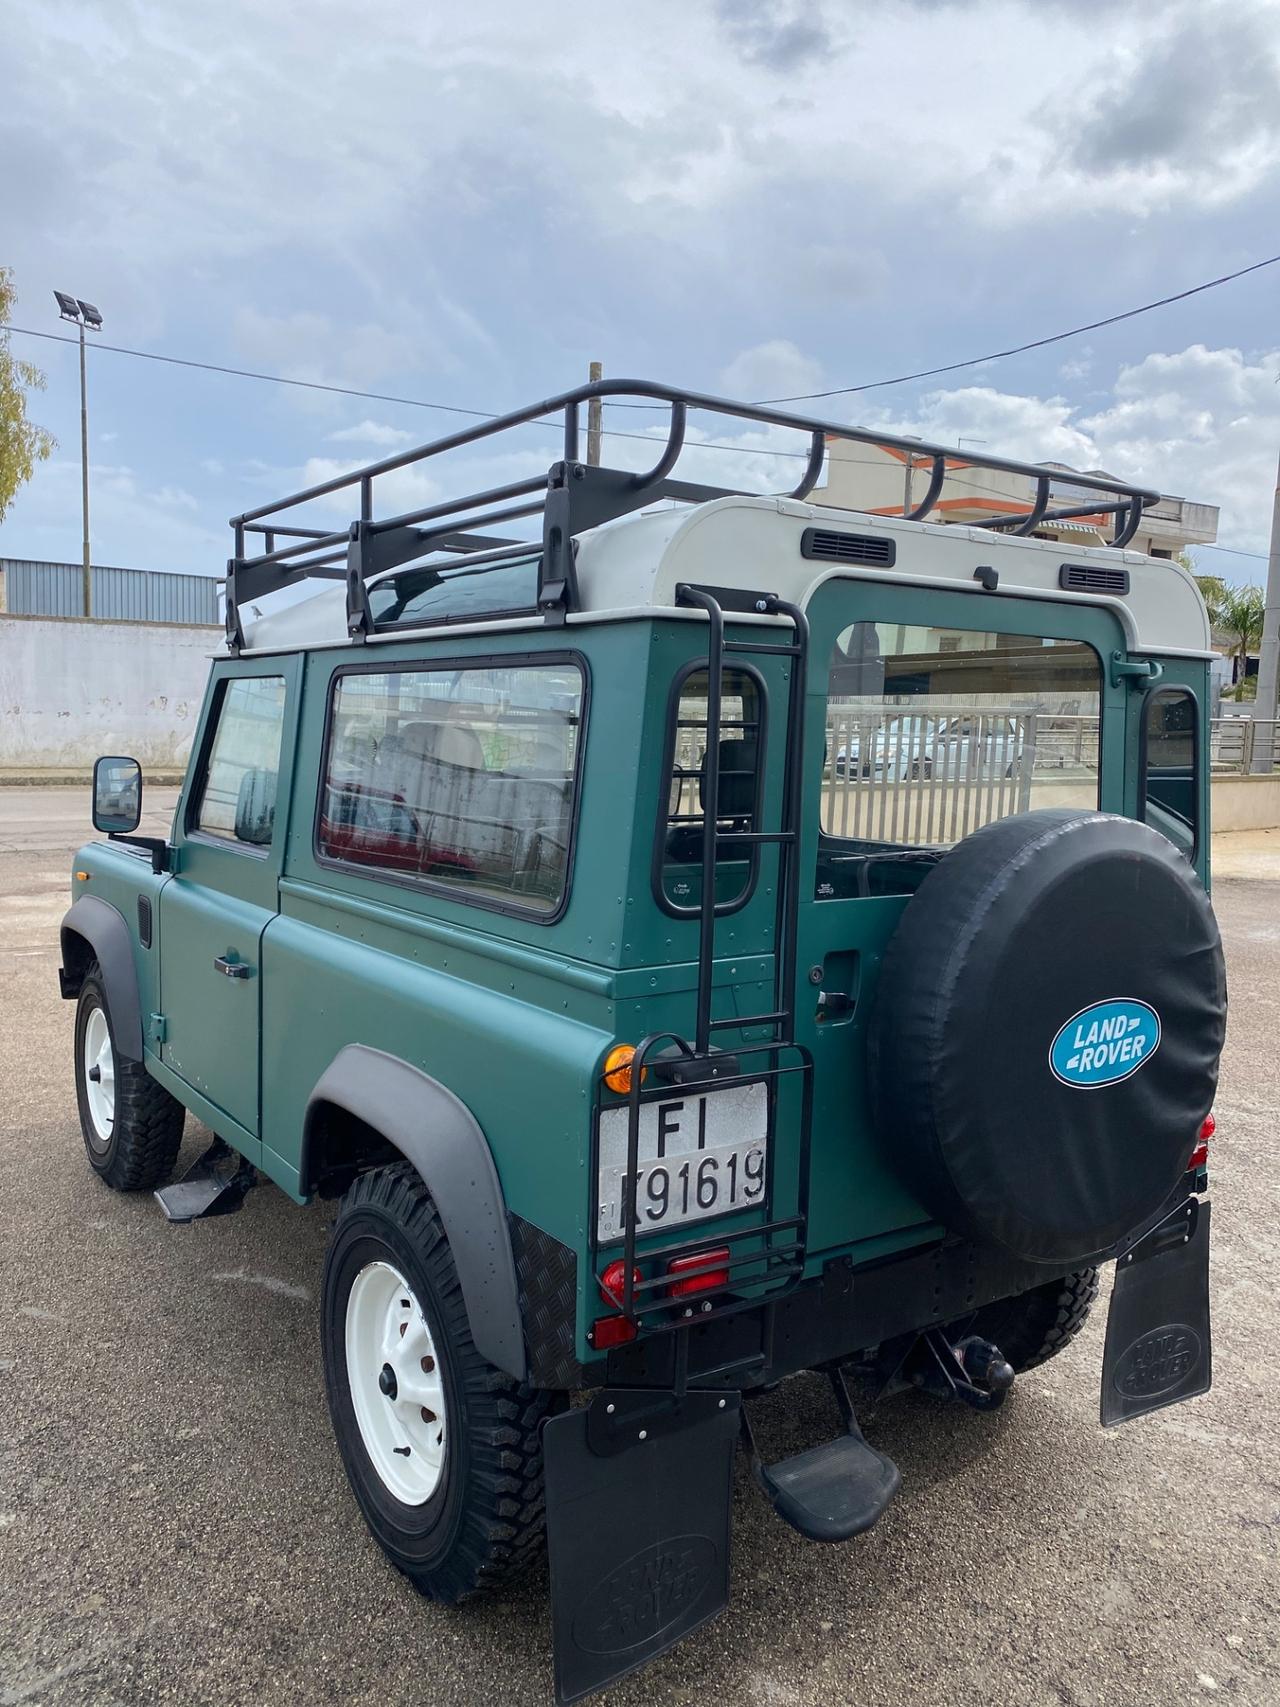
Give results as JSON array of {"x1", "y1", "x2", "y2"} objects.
[
  {"x1": 1211, "y1": 718, "x2": 1280, "y2": 775},
  {"x1": 820, "y1": 705, "x2": 1038, "y2": 846}
]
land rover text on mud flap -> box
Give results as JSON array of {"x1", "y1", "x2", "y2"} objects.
[{"x1": 60, "y1": 380, "x2": 1225, "y2": 1703}]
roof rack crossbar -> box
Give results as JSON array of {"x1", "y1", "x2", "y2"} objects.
[{"x1": 224, "y1": 378, "x2": 1162, "y2": 651}]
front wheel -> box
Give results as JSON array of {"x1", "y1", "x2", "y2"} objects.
[
  {"x1": 74, "y1": 963, "x2": 185, "y2": 1190},
  {"x1": 322, "y1": 1162, "x2": 558, "y2": 1603}
]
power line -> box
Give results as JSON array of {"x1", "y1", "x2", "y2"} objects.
[
  {"x1": 1193, "y1": 541, "x2": 1269, "y2": 561},
  {"x1": 757, "y1": 252, "x2": 1280, "y2": 403},
  {"x1": 6, "y1": 325, "x2": 496, "y2": 421}
]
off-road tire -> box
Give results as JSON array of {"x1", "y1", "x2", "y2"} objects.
[
  {"x1": 322, "y1": 1161, "x2": 558, "y2": 1603},
  {"x1": 74, "y1": 963, "x2": 185, "y2": 1190},
  {"x1": 958, "y1": 1269, "x2": 1099, "y2": 1373}
]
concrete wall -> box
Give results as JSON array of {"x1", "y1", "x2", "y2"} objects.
[
  {"x1": 1208, "y1": 774, "x2": 1280, "y2": 833},
  {"x1": 0, "y1": 615, "x2": 216, "y2": 770}
]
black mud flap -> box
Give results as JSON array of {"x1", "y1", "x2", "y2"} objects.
[
  {"x1": 1100, "y1": 1197, "x2": 1211, "y2": 1427},
  {"x1": 543, "y1": 1388, "x2": 740, "y2": 1704}
]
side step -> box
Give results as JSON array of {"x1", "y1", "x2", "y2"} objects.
[
  {"x1": 154, "y1": 1138, "x2": 257, "y2": 1224},
  {"x1": 744, "y1": 1370, "x2": 901, "y2": 1542}
]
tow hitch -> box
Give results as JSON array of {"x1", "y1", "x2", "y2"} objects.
[{"x1": 872, "y1": 1328, "x2": 1017, "y2": 1412}]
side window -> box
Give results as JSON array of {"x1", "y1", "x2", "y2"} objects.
[
  {"x1": 193, "y1": 676, "x2": 288, "y2": 846},
  {"x1": 317, "y1": 660, "x2": 585, "y2": 917},
  {"x1": 656, "y1": 665, "x2": 764, "y2": 914},
  {"x1": 1141, "y1": 687, "x2": 1198, "y2": 859}
]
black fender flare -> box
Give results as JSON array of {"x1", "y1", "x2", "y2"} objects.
[
  {"x1": 303, "y1": 1045, "x2": 527, "y2": 1382},
  {"x1": 60, "y1": 895, "x2": 144, "y2": 1060}
]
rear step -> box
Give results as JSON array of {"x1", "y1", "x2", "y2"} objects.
[
  {"x1": 154, "y1": 1138, "x2": 257, "y2": 1223},
  {"x1": 743, "y1": 1369, "x2": 901, "y2": 1542}
]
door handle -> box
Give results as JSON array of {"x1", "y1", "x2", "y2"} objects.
[{"x1": 213, "y1": 954, "x2": 251, "y2": 980}]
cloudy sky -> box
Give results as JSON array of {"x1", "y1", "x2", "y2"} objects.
[{"x1": 2, "y1": 0, "x2": 1278, "y2": 582}]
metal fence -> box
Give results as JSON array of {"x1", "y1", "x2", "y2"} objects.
[
  {"x1": 2, "y1": 558, "x2": 220, "y2": 625},
  {"x1": 820, "y1": 705, "x2": 1038, "y2": 846},
  {"x1": 1211, "y1": 718, "x2": 1280, "y2": 774}
]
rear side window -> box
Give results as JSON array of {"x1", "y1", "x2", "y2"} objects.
[
  {"x1": 656, "y1": 664, "x2": 764, "y2": 914},
  {"x1": 1141, "y1": 687, "x2": 1198, "y2": 860},
  {"x1": 193, "y1": 675, "x2": 288, "y2": 846},
  {"x1": 317, "y1": 659, "x2": 585, "y2": 917}
]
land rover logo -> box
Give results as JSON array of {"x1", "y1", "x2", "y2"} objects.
[
  {"x1": 1113, "y1": 1324, "x2": 1202, "y2": 1400},
  {"x1": 572, "y1": 1535, "x2": 717, "y2": 1656},
  {"x1": 1049, "y1": 998, "x2": 1161, "y2": 1089}
]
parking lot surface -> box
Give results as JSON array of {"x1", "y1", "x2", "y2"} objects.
[{"x1": 1, "y1": 793, "x2": 1277, "y2": 1707}]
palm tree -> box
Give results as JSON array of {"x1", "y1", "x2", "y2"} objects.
[
  {"x1": 1218, "y1": 585, "x2": 1266, "y2": 699},
  {"x1": 1192, "y1": 571, "x2": 1228, "y2": 629}
]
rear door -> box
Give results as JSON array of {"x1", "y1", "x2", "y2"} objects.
[
  {"x1": 794, "y1": 579, "x2": 1127, "y2": 1257},
  {"x1": 159, "y1": 658, "x2": 301, "y2": 1154}
]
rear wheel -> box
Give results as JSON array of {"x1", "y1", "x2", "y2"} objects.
[
  {"x1": 322, "y1": 1162, "x2": 558, "y2": 1603},
  {"x1": 954, "y1": 1269, "x2": 1099, "y2": 1373},
  {"x1": 74, "y1": 964, "x2": 185, "y2": 1190}
]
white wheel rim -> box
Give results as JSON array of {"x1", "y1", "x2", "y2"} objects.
[
  {"x1": 83, "y1": 1004, "x2": 116, "y2": 1152},
  {"x1": 345, "y1": 1261, "x2": 448, "y2": 1505}
]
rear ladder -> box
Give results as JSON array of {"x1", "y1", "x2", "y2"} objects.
[{"x1": 603, "y1": 585, "x2": 815, "y2": 1333}]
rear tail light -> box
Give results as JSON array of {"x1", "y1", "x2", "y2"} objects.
[
  {"x1": 666, "y1": 1248, "x2": 730, "y2": 1299},
  {"x1": 1189, "y1": 1112, "x2": 1214, "y2": 1172},
  {"x1": 591, "y1": 1259, "x2": 643, "y2": 1351},
  {"x1": 599, "y1": 1259, "x2": 641, "y2": 1309}
]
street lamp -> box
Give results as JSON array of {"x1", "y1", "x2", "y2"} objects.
[{"x1": 53, "y1": 291, "x2": 103, "y2": 618}]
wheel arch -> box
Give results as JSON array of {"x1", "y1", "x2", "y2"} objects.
[
  {"x1": 302, "y1": 1045, "x2": 526, "y2": 1382},
  {"x1": 60, "y1": 896, "x2": 144, "y2": 1060}
]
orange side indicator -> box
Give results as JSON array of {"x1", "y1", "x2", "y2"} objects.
[{"x1": 602, "y1": 1044, "x2": 647, "y2": 1096}]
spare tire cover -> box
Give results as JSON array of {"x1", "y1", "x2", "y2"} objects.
[{"x1": 868, "y1": 810, "x2": 1226, "y2": 1266}]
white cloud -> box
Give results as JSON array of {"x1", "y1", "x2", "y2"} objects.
[
  {"x1": 863, "y1": 343, "x2": 1280, "y2": 555},
  {"x1": 2, "y1": 458, "x2": 222, "y2": 573},
  {"x1": 719, "y1": 340, "x2": 824, "y2": 403},
  {"x1": 326, "y1": 419, "x2": 415, "y2": 448}
]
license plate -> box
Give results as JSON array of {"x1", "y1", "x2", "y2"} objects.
[{"x1": 596, "y1": 1082, "x2": 768, "y2": 1243}]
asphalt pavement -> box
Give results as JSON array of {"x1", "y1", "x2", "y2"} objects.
[{"x1": 1, "y1": 791, "x2": 1277, "y2": 1707}]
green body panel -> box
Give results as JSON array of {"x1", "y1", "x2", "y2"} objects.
[{"x1": 63, "y1": 570, "x2": 1213, "y2": 1373}]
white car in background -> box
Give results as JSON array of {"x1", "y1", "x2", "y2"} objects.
[
  {"x1": 835, "y1": 716, "x2": 935, "y2": 780},
  {"x1": 926, "y1": 714, "x2": 1024, "y2": 779},
  {"x1": 835, "y1": 714, "x2": 1025, "y2": 781}
]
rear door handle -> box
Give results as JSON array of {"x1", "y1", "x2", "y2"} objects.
[{"x1": 213, "y1": 954, "x2": 251, "y2": 980}]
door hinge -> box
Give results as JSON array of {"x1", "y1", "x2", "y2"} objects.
[
  {"x1": 1110, "y1": 652, "x2": 1164, "y2": 690},
  {"x1": 148, "y1": 1012, "x2": 167, "y2": 1045}
]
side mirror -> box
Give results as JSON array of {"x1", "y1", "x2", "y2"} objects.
[{"x1": 92, "y1": 756, "x2": 142, "y2": 834}]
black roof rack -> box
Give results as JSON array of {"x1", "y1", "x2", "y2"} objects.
[{"x1": 224, "y1": 378, "x2": 1161, "y2": 650}]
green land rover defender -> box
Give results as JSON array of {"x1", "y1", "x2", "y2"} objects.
[{"x1": 61, "y1": 381, "x2": 1226, "y2": 1702}]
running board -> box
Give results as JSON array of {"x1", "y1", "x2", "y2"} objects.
[
  {"x1": 743, "y1": 1370, "x2": 900, "y2": 1542},
  {"x1": 154, "y1": 1138, "x2": 257, "y2": 1223}
]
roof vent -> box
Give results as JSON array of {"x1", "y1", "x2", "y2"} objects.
[
  {"x1": 801, "y1": 528, "x2": 896, "y2": 567},
  {"x1": 1059, "y1": 563, "x2": 1130, "y2": 595}
]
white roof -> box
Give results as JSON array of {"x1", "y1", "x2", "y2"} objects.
[{"x1": 237, "y1": 494, "x2": 1213, "y2": 659}]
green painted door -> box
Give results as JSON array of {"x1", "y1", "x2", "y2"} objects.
[
  {"x1": 159, "y1": 660, "x2": 299, "y2": 1152},
  {"x1": 791, "y1": 577, "x2": 1129, "y2": 1259}
]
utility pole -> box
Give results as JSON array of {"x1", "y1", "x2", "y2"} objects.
[
  {"x1": 1252, "y1": 445, "x2": 1280, "y2": 772},
  {"x1": 53, "y1": 292, "x2": 103, "y2": 617},
  {"x1": 586, "y1": 360, "x2": 603, "y2": 467},
  {"x1": 901, "y1": 434, "x2": 922, "y2": 516}
]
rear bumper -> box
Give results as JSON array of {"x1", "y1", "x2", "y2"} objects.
[{"x1": 604, "y1": 1233, "x2": 1064, "y2": 1392}]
